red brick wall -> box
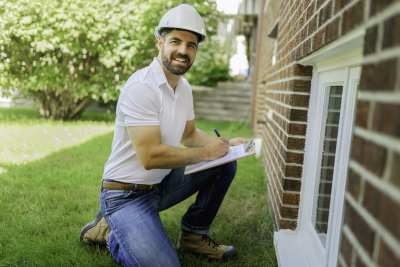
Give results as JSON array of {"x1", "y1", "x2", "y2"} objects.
[
  {"x1": 253, "y1": 4, "x2": 400, "y2": 260},
  {"x1": 337, "y1": 1, "x2": 400, "y2": 266}
]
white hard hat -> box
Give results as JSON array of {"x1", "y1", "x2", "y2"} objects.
[{"x1": 155, "y1": 4, "x2": 208, "y2": 47}]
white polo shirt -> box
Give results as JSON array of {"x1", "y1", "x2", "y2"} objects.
[{"x1": 102, "y1": 58, "x2": 195, "y2": 184}]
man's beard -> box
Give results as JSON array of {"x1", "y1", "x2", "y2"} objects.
[{"x1": 161, "y1": 45, "x2": 193, "y2": 75}]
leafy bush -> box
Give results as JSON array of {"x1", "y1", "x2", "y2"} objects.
[
  {"x1": 0, "y1": 0, "x2": 221, "y2": 120},
  {"x1": 184, "y1": 39, "x2": 232, "y2": 88}
]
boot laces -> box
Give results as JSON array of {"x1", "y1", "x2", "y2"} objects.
[{"x1": 201, "y1": 235, "x2": 219, "y2": 249}]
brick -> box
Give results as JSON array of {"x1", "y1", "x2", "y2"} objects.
[
  {"x1": 327, "y1": 111, "x2": 340, "y2": 124},
  {"x1": 288, "y1": 123, "x2": 307, "y2": 135},
  {"x1": 304, "y1": 0, "x2": 312, "y2": 9},
  {"x1": 325, "y1": 16, "x2": 340, "y2": 44},
  {"x1": 360, "y1": 59, "x2": 397, "y2": 91},
  {"x1": 308, "y1": 15, "x2": 318, "y2": 35},
  {"x1": 390, "y1": 152, "x2": 400, "y2": 188},
  {"x1": 296, "y1": 44, "x2": 303, "y2": 59},
  {"x1": 312, "y1": 28, "x2": 325, "y2": 50},
  {"x1": 326, "y1": 125, "x2": 338, "y2": 138},
  {"x1": 319, "y1": 1, "x2": 332, "y2": 27},
  {"x1": 354, "y1": 100, "x2": 370, "y2": 128},
  {"x1": 281, "y1": 206, "x2": 299, "y2": 219},
  {"x1": 328, "y1": 94, "x2": 342, "y2": 110},
  {"x1": 350, "y1": 135, "x2": 365, "y2": 162},
  {"x1": 282, "y1": 192, "x2": 300, "y2": 205},
  {"x1": 286, "y1": 152, "x2": 304, "y2": 164},
  {"x1": 306, "y1": 2, "x2": 315, "y2": 21},
  {"x1": 321, "y1": 167, "x2": 334, "y2": 181},
  {"x1": 383, "y1": 14, "x2": 400, "y2": 49},
  {"x1": 318, "y1": 181, "x2": 333, "y2": 195},
  {"x1": 298, "y1": 15, "x2": 305, "y2": 31},
  {"x1": 342, "y1": 0, "x2": 364, "y2": 35},
  {"x1": 364, "y1": 25, "x2": 378, "y2": 55},
  {"x1": 284, "y1": 166, "x2": 303, "y2": 178},
  {"x1": 280, "y1": 219, "x2": 297, "y2": 230},
  {"x1": 378, "y1": 239, "x2": 400, "y2": 267},
  {"x1": 283, "y1": 178, "x2": 302, "y2": 190},
  {"x1": 363, "y1": 181, "x2": 400, "y2": 239},
  {"x1": 372, "y1": 103, "x2": 400, "y2": 137},
  {"x1": 343, "y1": 200, "x2": 375, "y2": 256},
  {"x1": 316, "y1": 0, "x2": 327, "y2": 9},
  {"x1": 355, "y1": 256, "x2": 368, "y2": 267},
  {"x1": 321, "y1": 155, "x2": 335, "y2": 167},
  {"x1": 370, "y1": 0, "x2": 398, "y2": 17},
  {"x1": 289, "y1": 109, "x2": 308, "y2": 121},
  {"x1": 340, "y1": 232, "x2": 354, "y2": 266},
  {"x1": 316, "y1": 210, "x2": 330, "y2": 225},
  {"x1": 351, "y1": 136, "x2": 387, "y2": 177},
  {"x1": 293, "y1": 64, "x2": 313, "y2": 76},
  {"x1": 317, "y1": 195, "x2": 331, "y2": 209},
  {"x1": 323, "y1": 140, "x2": 337, "y2": 153},
  {"x1": 302, "y1": 25, "x2": 308, "y2": 41},
  {"x1": 288, "y1": 137, "x2": 306, "y2": 149},
  {"x1": 347, "y1": 169, "x2": 361, "y2": 199},
  {"x1": 290, "y1": 51, "x2": 296, "y2": 62},
  {"x1": 290, "y1": 94, "x2": 310, "y2": 107},
  {"x1": 334, "y1": 0, "x2": 352, "y2": 14}
]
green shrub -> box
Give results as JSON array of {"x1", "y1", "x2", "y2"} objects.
[{"x1": 184, "y1": 39, "x2": 233, "y2": 88}]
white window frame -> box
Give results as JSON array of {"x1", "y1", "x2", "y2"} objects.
[{"x1": 274, "y1": 27, "x2": 364, "y2": 267}]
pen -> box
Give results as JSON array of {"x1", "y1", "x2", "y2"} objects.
[{"x1": 213, "y1": 128, "x2": 221, "y2": 137}]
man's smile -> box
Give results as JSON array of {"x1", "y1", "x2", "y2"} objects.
[{"x1": 173, "y1": 57, "x2": 188, "y2": 64}]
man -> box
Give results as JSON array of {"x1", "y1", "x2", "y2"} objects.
[{"x1": 79, "y1": 4, "x2": 250, "y2": 267}]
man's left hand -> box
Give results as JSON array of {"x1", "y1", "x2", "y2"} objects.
[{"x1": 229, "y1": 137, "x2": 250, "y2": 146}]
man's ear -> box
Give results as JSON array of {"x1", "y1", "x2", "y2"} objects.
[{"x1": 157, "y1": 36, "x2": 163, "y2": 51}]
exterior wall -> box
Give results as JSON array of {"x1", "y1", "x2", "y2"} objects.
[
  {"x1": 338, "y1": 1, "x2": 400, "y2": 266},
  {"x1": 253, "y1": 0, "x2": 400, "y2": 264}
]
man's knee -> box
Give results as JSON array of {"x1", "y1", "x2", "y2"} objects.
[{"x1": 221, "y1": 160, "x2": 237, "y2": 178}]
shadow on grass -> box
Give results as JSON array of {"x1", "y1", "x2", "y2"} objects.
[
  {"x1": 0, "y1": 107, "x2": 117, "y2": 123},
  {"x1": 0, "y1": 130, "x2": 276, "y2": 267}
]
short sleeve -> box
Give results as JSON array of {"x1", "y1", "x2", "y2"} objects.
[{"x1": 119, "y1": 82, "x2": 160, "y2": 126}]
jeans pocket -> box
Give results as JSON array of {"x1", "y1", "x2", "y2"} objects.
[
  {"x1": 102, "y1": 189, "x2": 154, "y2": 215},
  {"x1": 103, "y1": 190, "x2": 132, "y2": 212}
]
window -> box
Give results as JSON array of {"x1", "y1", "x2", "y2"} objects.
[{"x1": 274, "y1": 29, "x2": 364, "y2": 266}]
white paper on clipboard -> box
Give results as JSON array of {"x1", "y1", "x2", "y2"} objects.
[{"x1": 184, "y1": 142, "x2": 255, "y2": 175}]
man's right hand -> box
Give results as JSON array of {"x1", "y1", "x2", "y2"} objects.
[{"x1": 204, "y1": 137, "x2": 230, "y2": 161}]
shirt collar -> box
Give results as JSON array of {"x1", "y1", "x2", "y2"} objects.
[{"x1": 151, "y1": 57, "x2": 183, "y2": 92}]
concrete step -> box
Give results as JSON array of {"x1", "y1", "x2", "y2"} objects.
[
  {"x1": 193, "y1": 95, "x2": 252, "y2": 104},
  {"x1": 194, "y1": 107, "x2": 250, "y2": 116},
  {"x1": 194, "y1": 101, "x2": 250, "y2": 111},
  {"x1": 217, "y1": 82, "x2": 253, "y2": 91},
  {"x1": 195, "y1": 114, "x2": 248, "y2": 122}
]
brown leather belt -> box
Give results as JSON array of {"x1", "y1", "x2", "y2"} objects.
[{"x1": 102, "y1": 181, "x2": 160, "y2": 191}]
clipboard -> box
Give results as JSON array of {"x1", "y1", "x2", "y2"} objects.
[{"x1": 184, "y1": 138, "x2": 256, "y2": 175}]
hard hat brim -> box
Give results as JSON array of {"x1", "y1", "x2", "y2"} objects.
[{"x1": 155, "y1": 26, "x2": 208, "y2": 47}]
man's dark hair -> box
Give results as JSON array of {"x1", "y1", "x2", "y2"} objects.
[{"x1": 160, "y1": 28, "x2": 202, "y2": 44}]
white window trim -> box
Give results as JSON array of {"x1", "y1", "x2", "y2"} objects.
[{"x1": 274, "y1": 27, "x2": 365, "y2": 267}]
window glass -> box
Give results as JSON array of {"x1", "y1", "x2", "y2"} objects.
[{"x1": 313, "y1": 85, "x2": 343, "y2": 247}]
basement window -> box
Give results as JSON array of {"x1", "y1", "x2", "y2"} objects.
[{"x1": 274, "y1": 26, "x2": 365, "y2": 267}]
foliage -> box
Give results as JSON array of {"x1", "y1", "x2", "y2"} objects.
[
  {"x1": 184, "y1": 38, "x2": 233, "y2": 88},
  {"x1": 0, "y1": 0, "x2": 222, "y2": 120}
]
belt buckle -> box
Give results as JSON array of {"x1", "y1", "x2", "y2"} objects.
[{"x1": 133, "y1": 184, "x2": 138, "y2": 192}]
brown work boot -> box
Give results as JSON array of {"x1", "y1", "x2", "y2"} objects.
[
  {"x1": 177, "y1": 231, "x2": 237, "y2": 260},
  {"x1": 79, "y1": 209, "x2": 111, "y2": 246}
]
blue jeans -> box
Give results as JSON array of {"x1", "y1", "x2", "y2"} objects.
[{"x1": 100, "y1": 161, "x2": 237, "y2": 267}]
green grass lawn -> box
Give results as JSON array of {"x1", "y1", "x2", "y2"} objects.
[{"x1": 0, "y1": 107, "x2": 277, "y2": 267}]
